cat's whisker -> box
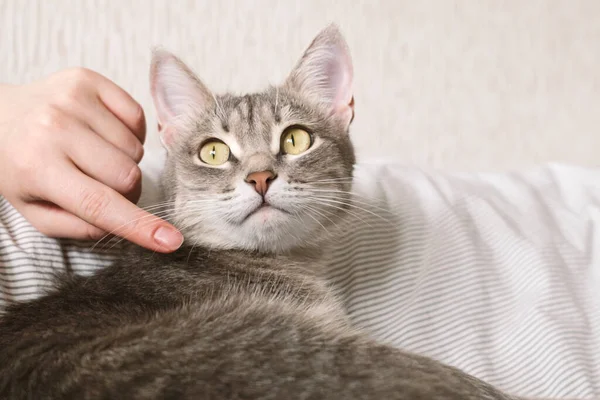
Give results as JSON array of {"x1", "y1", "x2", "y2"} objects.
[
  {"x1": 124, "y1": 200, "x2": 222, "y2": 231},
  {"x1": 306, "y1": 174, "x2": 357, "y2": 182},
  {"x1": 113, "y1": 202, "x2": 179, "y2": 218},
  {"x1": 176, "y1": 214, "x2": 218, "y2": 236},
  {"x1": 310, "y1": 172, "x2": 393, "y2": 183},
  {"x1": 301, "y1": 180, "x2": 354, "y2": 186},
  {"x1": 306, "y1": 194, "x2": 392, "y2": 221},
  {"x1": 302, "y1": 207, "x2": 351, "y2": 247},
  {"x1": 302, "y1": 204, "x2": 340, "y2": 232},
  {"x1": 137, "y1": 194, "x2": 218, "y2": 210},
  {"x1": 137, "y1": 201, "x2": 177, "y2": 210},
  {"x1": 307, "y1": 199, "x2": 372, "y2": 228},
  {"x1": 99, "y1": 204, "x2": 224, "y2": 251},
  {"x1": 298, "y1": 206, "x2": 330, "y2": 236},
  {"x1": 283, "y1": 214, "x2": 304, "y2": 246},
  {"x1": 96, "y1": 214, "x2": 181, "y2": 252},
  {"x1": 320, "y1": 198, "x2": 392, "y2": 225},
  {"x1": 310, "y1": 191, "x2": 390, "y2": 208},
  {"x1": 303, "y1": 189, "x2": 393, "y2": 214},
  {"x1": 310, "y1": 177, "x2": 355, "y2": 182},
  {"x1": 136, "y1": 193, "x2": 228, "y2": 213},
  {"x1": 92, "y1": 208, "x2": 182, "y2": 251},
  {"x1": 186, "y1": 234, "x2": 203, "y2": 265},
  {"x1": 304, "y1": 196, "x2": 384, "y2": 228}
]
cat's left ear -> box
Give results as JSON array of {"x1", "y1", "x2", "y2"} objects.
[
  {"x1": 285, "y1": 24, "x2": 354, "y2": 128},
  {"x1": 150, "y1": 49, "x2": 215, "y2": 148}
]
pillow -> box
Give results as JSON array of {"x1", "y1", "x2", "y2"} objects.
[
  {"x1": 327, "y1": 162, "x2": 600, "y2": 398},
  {"x1": 1, "y1": 157, "x2": 599, "y2": 398}
]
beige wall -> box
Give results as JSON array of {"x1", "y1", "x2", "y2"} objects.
[{"x1": 1, "y1": 0, "x2": 599, "y2": 171}]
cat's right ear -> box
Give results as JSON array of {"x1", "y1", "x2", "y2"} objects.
[
  {"x1": 285, "y1": 25, "x2": 354, "y2": 129},
  {"x1": 150, "y1": 49, "x2": 215, "y2": 148}
]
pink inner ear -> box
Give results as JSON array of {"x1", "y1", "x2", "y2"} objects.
[
  {"x1": 160, "y1": 126, "x2": 176, "y2": 147},
  {"x1": 330, "y1": 50, "x2": 353, "y2": 101},
  {"x1": 319, "y1": 39, "x2": 353, "y2": 125},
  {"x1": 331, "y1": 65, "x2": 354, "y2": 126},
  {"x1": 150, "y1": 50, "x2": 215, "y2": 149}
]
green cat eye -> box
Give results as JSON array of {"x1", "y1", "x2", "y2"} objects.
[
  {"x1": 281, "y1": 127, "x2": 312, "y2": 155},
  {"x1": 199, "y1": 140, "x2": 230, "y2": 165}
]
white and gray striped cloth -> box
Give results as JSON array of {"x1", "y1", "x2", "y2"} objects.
[{"x1": 1, "y1": 161, "x2": 599, "y2": 399}]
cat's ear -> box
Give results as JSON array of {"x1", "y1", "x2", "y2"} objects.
[
  {"x1": 285, "y1": 25, "x2": 354, "y2": 128},
  {"x1": 150, "y1": 49, "x2": 215, "y2": 148}
]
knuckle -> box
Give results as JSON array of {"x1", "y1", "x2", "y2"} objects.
[
  {"x1": 85, "y1": 226, "x2": 105, "y2": 241},
  {"x1": 132, "y1": 142, "x2": 144, "y2": 163},
  {"x1": 134, "y1": 103, "x2": 145, "y2": 125},
  {"x1": 59, "y1": 83, "x2": 83, "y2": 105},
  {"x1": 133, "y1": 104, "x2": 146, "y2": 143},
  {"x1": 79, "y1": 188, "x2": 111, "y2": 223},
  {"x1": 119, "y1": 163, "x2": 142, "y2": 194},
  {"x1": 61, "y1": 68, "x2": 93, "y2": 101},
  {"x1": 66, "y1": 67, "x2": 96, "y2": 83},
  {"x1": 119, "y1": 134, "x2": 144, "y2": 162},
  {"x1": 35, "y1": 104, "x2": 66, "y2": 131},
  {"x1": 54, "y1": 68, "x2": 96, "y2": 104}
]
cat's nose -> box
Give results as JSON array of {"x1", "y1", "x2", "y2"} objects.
[{"x1": 245, "y1": 170, "x2": 277, "y2": 196}]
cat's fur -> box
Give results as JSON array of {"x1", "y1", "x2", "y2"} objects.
[{"x1": 0, "y1": 26, "x2": 520, "y2": 399}]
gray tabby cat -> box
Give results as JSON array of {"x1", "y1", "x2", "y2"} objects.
[{"x1": 0, "y1": 25, "x2": 521, "y2": 399}]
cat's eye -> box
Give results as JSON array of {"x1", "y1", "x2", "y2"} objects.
[
  {"x1": 199, "y1": 140, "x2": 230, "y2": 165},
  {"x1": 281, "y1": 127, "x2": 312, "y2": 155}
]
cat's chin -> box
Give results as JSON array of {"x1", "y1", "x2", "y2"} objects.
[{"x1": 180, "y1": 208, "x2": 329, "y2": 254}]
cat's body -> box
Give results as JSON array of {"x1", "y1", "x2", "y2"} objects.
[
  {"x1": 0, "y1": 25, "x2": 522, "y2": 399},
  {"x1": 0, "y1": 245, "x2": 515, "y2": 399}
]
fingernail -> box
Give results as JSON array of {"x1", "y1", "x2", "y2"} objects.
[{"x1": 153, "y1": 226, "x2": 184, "y2": 250}]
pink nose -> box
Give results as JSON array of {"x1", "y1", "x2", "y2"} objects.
[{"x1": 245, "y1": 171, "x2": 276, "y2": 196}]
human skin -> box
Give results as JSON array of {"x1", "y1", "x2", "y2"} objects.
[{"x1": 0, "y1": 68, "x2": 183, "y2": 253}]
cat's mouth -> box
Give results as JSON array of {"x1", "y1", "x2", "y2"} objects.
[{"x1": 242, "y1": 200, "x2": 289, "y2": 223}]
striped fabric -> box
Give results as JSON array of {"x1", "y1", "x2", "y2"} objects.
[
  {"x1": 0, "y1": 199, "x2": 118, "y2": 306},
  {"x1": 1, "y1": 162, "x2": 600, "y2": 398}
]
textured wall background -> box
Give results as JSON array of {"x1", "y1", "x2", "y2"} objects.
[{"x1": 1, "y1": 0, "x2": 599, "y2": 171}]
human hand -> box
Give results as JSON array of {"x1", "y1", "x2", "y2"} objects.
[{"x1": 0, "y1": 68, "x2": 183, "y2": 252}]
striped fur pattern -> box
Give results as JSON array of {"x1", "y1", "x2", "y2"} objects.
[{"x1": 0, "y1": 26, "x2": 525, "y2": 399}]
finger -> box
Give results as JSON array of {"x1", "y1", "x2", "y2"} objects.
[
  {"x1": 19, "y1": 200, "x2": 106, "y2": 240},
  {"x1": 64, "y1": 124, "x2": 142, "y2": 203},
  {"x1": 82, "y1": 97, "x2": 145, "y2": 163},
  {"x1": 93, "y1": 74, "x2": 146, "y2": 144},
  {"x1": 42, "y1": 168, "x2": 183, "y2": 253}
]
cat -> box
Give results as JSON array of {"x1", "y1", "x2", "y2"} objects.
[{"x1": 0, "y1": 25, "x2": 522, "y2": 400}]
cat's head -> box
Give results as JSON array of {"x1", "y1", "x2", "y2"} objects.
[{"x1": 150, "y1": 25, "x2": 355, "y2": 253}]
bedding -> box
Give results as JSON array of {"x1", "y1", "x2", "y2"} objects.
[{"x1": 1, "y1": 155, "x2": 599, "y2": 398}]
